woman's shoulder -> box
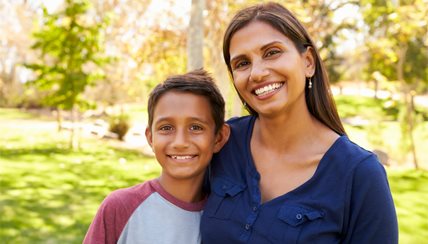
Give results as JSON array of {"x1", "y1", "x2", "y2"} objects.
[
  {"x1": 226, "y1": 115, "x2": 255, "y2": 136},
  {"x1": 331, "y1": 136, "x2": 375, "y2": 160},
  {"x1": 226, "y1": 115, "x2": 254, "y2": 126},
  {"x1": 325, "y1": 136, "x2": 383, "y2": 174}
]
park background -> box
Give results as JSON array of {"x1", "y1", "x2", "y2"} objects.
[{"x1": 0, "y1": 0, "x2": 427, "y2": 243}]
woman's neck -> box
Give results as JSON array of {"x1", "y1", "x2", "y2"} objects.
[{"x1": 255, "y1": 105, "x2": 324, "y2": 152}]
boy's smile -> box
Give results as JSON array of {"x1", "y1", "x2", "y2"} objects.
[{"x1": 146, "y1": 91, "x2": 224, "y2": 183}]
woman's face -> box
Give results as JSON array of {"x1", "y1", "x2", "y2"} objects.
[{"x1": 229, "y1": 20, "x2": 314, "y2": 117}]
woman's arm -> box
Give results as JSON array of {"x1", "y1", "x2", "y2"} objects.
[{"x1": 342, "y1": 155, "x2": 398, "y2": 244}]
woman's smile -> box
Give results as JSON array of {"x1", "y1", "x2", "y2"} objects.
[{"x1": 253, "y1": 82, "x2": 284, "y2": 98}]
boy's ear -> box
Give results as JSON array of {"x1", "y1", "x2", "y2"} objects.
[
  {"x1": 213, "y1": 124, "x2": 230, "y2": 153},
  {"x1": 145, "y1": 127, "x2": 153, "y2": 149}
]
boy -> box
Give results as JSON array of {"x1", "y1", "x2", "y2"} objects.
[{"x1": 83, "y1": 69, "x2": 230, "y2": 244}]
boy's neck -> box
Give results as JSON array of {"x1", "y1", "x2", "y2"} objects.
[{"x1": 158, "y1": 175, "x2": 205, "y2": 203}]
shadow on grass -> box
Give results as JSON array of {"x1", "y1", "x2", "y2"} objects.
[
  {"x1": 0, "y1": 147, "x2": 72, "y2": 158},
  {"x1": 0, "y1": 144, "x2": 159, "y2": 243}
]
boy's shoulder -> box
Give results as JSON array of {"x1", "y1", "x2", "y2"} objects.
[{"x1": 101, "y1": 179, "x2": 157, "y2": 212}]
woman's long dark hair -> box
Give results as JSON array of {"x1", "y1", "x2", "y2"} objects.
[{"x1": 223, "y1": 2, "x2": 346, "y2": 136}]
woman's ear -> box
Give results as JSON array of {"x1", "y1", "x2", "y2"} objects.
[
  {"x1": 304, "y1": 46, "x2": 316, "y2": 77},
  {"x1": 213, "y1": 124, "x2": 230, "y2": 153}
]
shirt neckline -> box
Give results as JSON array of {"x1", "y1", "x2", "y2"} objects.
[
  {"x1": 245, "y1": 115, "x2": 347, "y2": 205},
  {"x1": 150, "y1": 179, "x2": 207, "y2": 211}
]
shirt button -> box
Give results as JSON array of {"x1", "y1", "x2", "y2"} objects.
[
  {"x1": 245, "y1": 224, "x2": 250, "y2": 230},
  {"x1": 296, "y1": 214, "x2": 303, "y2": 220},
  {"x1": 252, "y1": 206, "x2": 257, "y2": 211}
]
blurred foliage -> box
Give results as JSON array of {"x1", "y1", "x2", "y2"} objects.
[
  {"x1": 108, "y1": 113, "x2": 131, "y2": 141},
  {"x1": 1, "y1": 0, "x2": 426, "y2": 114},
  {"x1": 359, "y1": 0, "x2": 427, "y2": 167},
  {"x1": 24, "y1": 0, "x2": 109, "y2": 111},
  {"x1": 360, "y1": 0, "x2": 428, "y2": 86}
]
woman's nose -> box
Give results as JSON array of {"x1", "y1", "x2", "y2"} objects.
[{"x1": 249, "y1": 61, "x2": 270, "y2": 82}]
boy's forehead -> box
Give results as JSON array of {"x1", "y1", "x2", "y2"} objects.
[
  {"x1": 157, "y1": 90, "x2": 209, "y2": 105},
  {"x1": 153, "y1": 91, "x2": 213, "y2": 120}
]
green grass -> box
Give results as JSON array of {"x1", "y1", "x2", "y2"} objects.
[
  {"x1": 335, "y1": 95, "x2": 387, "y2": 119},
  {"x1": 336, "y1": 95, "x2": 428, "y2": 169},
  {"x1": 0, "y1": 108, "x2": 39, "y2": 120},
  {"x1": 388, "y1": 169, "x2": 428, "y2": 243},
  {"x1": 1, "y1": 108, "x2": 427, "y2": 243},
  {"x1": 0, "y1": 109, "x2": 160, "y2": 243}
]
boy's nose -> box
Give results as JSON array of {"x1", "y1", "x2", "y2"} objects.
[{"x1": 171, "y1": 129, "x2": 190, "y2": 148}]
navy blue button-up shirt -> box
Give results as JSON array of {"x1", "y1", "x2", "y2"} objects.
[{"x1": 201, "y1": 116, "x2": 398, "y2": 243}]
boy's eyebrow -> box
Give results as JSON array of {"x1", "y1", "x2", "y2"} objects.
[
  {"x1": 230, "y1": 41, "x2": 284, "y2": 64},
  {"x1": 153, "y1": 116, "x2": 212, "y2": 124}
]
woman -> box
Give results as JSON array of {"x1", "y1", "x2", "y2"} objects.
[{"x1": 201, "y1": 2, "x2": 398, "y2": 243}]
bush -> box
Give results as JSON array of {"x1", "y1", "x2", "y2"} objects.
[
  {"x1": 382, "y1": 99, "x2": 400, "y2": 121},
  {"x1": 108, "y1": 114, "x2": 131, "y2": 140}
]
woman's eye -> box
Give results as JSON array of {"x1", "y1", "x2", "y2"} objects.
[
  {"x1": 234, "y1": 60, "x2": 250, "y2": 69},
  {"x1": 190, "y1": 125, "x2": 204, "y2": 131},
  {"x1": 265, "y1": 49, "x2": 281, "y2": 57}
]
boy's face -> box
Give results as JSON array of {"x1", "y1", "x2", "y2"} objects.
[{"x1": 145, "y1": 91, "x2": 226, "y2": 182}]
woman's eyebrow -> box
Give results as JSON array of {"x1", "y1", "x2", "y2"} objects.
[
  {"x1": 260, "y1": 41, "x2": 283, "y2": 51},
  {"x1": 230, "y1": 40, "x2": 284, "y2": 63}
]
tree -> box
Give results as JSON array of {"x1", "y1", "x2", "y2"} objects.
[
  {"x1": 187, "y1": 0, "x2": 205, "y2": 71},
  {"x1": 360, "y1": 0, "x2": 428, "y2": 168},
  {"x1": 0, "y1": 0, "x2": 36, "y2": 107},
  {"x1": 88, "y1": 0, "x2": 152, "y2": 108},
  {"x1": 86, "y1": 0, "x2": 188, "y2": 111},
  {"x1": 25, "y1": 0, "x2": 109, "y2": 149}
]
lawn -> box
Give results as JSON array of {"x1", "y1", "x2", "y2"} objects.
[
  {"x1": 336, "y1": 95, "x2": 428, "y2": 169},
  {"x1": 0, "y1": 108, "x2": 160, "y2": 243},
  {"x1": 0, "y1": 108, "x2": 427, "y2": 243}
]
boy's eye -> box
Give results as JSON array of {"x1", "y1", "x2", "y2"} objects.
[
  {"x1": 159, "y1": 125, "x2": 173, "y2": 131},
  {"x1": 190, "y1": 124, "x2": 204, "y2": 131}
]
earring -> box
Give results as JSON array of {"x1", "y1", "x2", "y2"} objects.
[
  {"x1": 243, "y1": 102, "x2": 247, "y2": 108},
  {"x1": 308, "y1": 77, "x2": 313, "y2": 89}
]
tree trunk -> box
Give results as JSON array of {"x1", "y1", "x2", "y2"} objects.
[
  {"x1": 398, "y1": 45, "x2": 418, "y2": 168},
  {"x1": 409, "y1": 92, "x2": 419, "y2": 169},
  {"x1": 187, "y1": 0, "x2": 204, "y2": 71},
  {"x1": 373, "y1": 79, "x2": 379, "y2": 99},
  {"x1": 56, "y1": 108, "x2": 63, "y2": 132},
  {"x1": 70, "y1": 105, "x2": 80, "y2": 150}
]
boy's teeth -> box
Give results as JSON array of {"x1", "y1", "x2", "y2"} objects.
[
  {"x1": 171, "y1": 155, "x2": 193, "y2": 159},
  {"x1": 255, "y1": 83, "x2": 283, "y2": 96}
]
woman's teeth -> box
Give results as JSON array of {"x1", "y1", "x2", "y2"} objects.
[{"x1": 255, "y1": 83, "x2": 283, "y2": 96}]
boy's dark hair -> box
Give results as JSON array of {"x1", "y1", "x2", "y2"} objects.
[{"x1": 147, "y1": 69, "x2": 225, "y2": 133}]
